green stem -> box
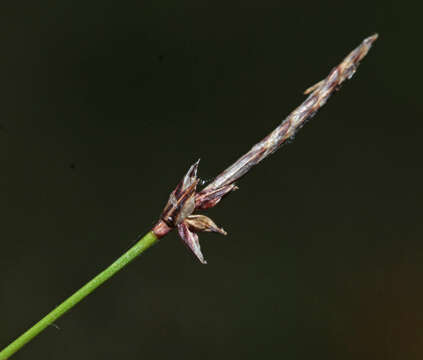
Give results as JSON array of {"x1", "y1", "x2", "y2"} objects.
[{"x1": 0, "y1": 231, "x2": 158, "y2": 360}]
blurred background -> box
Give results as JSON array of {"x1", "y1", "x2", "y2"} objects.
[{"x1": 1, "y1": 1, "x2": 422, "y2": 359}]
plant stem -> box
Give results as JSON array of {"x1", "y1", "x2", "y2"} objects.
[{"x1": 0, "y1": 231, "x2": 158, "y2": 360}]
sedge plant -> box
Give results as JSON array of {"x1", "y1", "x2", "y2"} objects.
[{"x1": 0, "y1": 34, "x2": 378, "y2": 360}]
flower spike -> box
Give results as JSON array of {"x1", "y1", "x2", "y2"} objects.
[{"x1": 153, "y1": 34, "x2": 378, "y2": 263}]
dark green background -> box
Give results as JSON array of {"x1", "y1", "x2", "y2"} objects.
[{"x1": 1, "y1": 1, "x2": 422, "y2": 359}]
